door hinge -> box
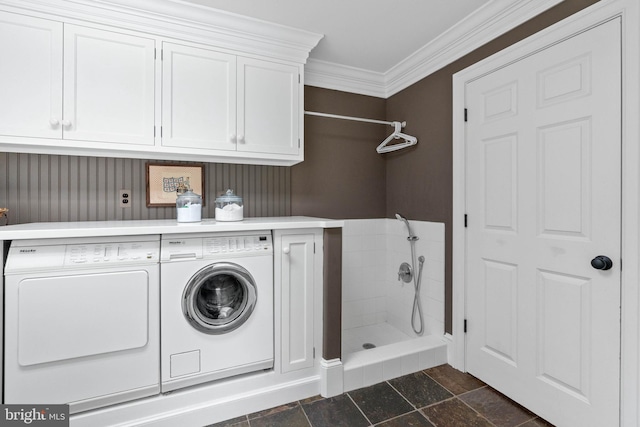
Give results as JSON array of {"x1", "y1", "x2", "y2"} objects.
[
  {"x1": 160, "y1": 126, "x2": 163, "y2": 138},
  {"x1": 298, "y1": 74, "x2": 301, "y2": 84},
  {"x1": 464, "y1": 214, "x2": 468, "y2": 228},
  {"x1": 313, "y1": 347, "x2": 316, "y2": 359},
  {"x1": 464, "y1": 319, "x2": 468, "y2": 333},
  {"x1": 154, "y1": 126, "x2": 156, "y2": 137},
  {"x1": 298, "y1": 138, "x2": 301, "y2": 148},
  {"x1": 154, "y1": 48, "x2": 156, "y2": 60},
  {"x1": 464, "y1": 108, "x2": 468, "y2": 122},
  {"x1": 313, "y1": 242, "x2": 316, "y2": 253}
]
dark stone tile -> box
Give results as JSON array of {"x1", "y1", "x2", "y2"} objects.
[
  {"x1": 248, "y1": 402, "x2": 299, "y2": 419},
  {"x1": 389, "y1": 372, "x2": 454, "y2": 408},
  {"x1": 422, "y1": 398, "x2": 494, "y2": 427},
  {"x1": 250, "y1": 406, "x2": 310, "y2": 427},
  {"x1": 519, "y1": 417, "x2": 556, "y2": 427},
  {"x1": 376, "y1": 411, "x2": 435, "y2": 427},
  {"x1": 424, "y1": 364, "x2": 486, "y2": 395},
  {"x1": 300, "y1": 395, "x2": 324, "y2": 405},
  {"x1": 204, "y1": 415, "x2": 249, "y2": 427},
  {"x1": 302, "y1": 394, "x2": 369, "y2": 427},
  {"x1": 348, "y1": 382, "x2": 414, "y2": 424},
  {"x1": 459, "y1": 387, "x2": 535, "y2": 427}
]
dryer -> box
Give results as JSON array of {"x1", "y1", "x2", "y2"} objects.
[
  {"x1": 3, "y1": 235, "x2": 160, "y2": 413},
  {"x1": 160, "y1": 231, "x2": 274, "y2": 392}
]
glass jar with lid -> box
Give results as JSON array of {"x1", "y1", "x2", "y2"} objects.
[
  {"x1": 215, "y1": 189, "x2": 243, "y2": 221},
  {"x1": 176, "y1": 190, "x2": 202, "y2": 222}
]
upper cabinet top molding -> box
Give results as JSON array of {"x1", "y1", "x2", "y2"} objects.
[{"x1": 0, "y1": 0, "x2": 324, "y2": 64}]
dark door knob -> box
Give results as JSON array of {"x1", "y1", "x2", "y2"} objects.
[{"x1": 591, "y1": 255, "x2": 613, "y2": 270}]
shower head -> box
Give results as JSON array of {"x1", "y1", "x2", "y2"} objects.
[{"x1": 395, "y1": 213, "x2": 418, "y2": 241}]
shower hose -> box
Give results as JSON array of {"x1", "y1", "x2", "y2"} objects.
[{"x1": 409, "y1": 240, "x2": 425, "y2": 336}]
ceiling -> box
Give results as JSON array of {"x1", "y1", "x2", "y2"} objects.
[{"x1": 180, "y1": 0, "x2": 491, "y2": 74}]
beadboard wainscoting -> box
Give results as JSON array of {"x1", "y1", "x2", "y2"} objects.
[{"x1": 0, "y1": 153, "x2": 291, "y2": 224}]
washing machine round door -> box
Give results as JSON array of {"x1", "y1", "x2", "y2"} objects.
[{"x1": 182, "y1": 262, "x2": 257, "y2": 334}]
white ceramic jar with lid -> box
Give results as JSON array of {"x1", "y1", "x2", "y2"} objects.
[
  {"x1": 176, "y1": 190, "x2": 202, "y2": 222},
  {"x1": 215, "y1": 189, "x2": 243, "y2": 221}
]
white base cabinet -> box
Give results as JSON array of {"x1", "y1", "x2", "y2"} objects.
[
  {"x1": 0, "y1": 1, "x2": 319, "y2": 166},
  {"x1": 274, "y1": 229, "x2": 323, "y2": 374}
]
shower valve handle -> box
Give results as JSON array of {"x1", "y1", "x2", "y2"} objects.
[{"x1": 398, "y1": 262, "x2": 413, "y2": 283}]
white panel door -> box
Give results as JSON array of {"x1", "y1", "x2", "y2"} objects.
[
  {"x1": 0, "y1": 12, "x2": 62, "y2": 139},
  {"x1": 465, "y1": 18, "x2": 620, "y2": 427},
  {"x1": 63, "y1": 24, "x2": 155, "y2": 145},
  {"x1": 237, "y1": 57, "x2": 299, "y2": 155},
  {"x1": 280, "y1": 233, "x2": 314, "y2": 373},
  {"x1": 161, "y1": 42, "x2": 237, "y2": 150}
]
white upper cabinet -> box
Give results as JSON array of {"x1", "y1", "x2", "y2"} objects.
[
  {"x1": 161, "y1": 43, "x2": 236, "y2": 150},
  {"x1": 0, "y1": 12, "x2": 63, "y2": 139},
  {"x1": 0, "y1": 1, "x2": 322, "y2": 165},
  {"x1": 162, "y1": 43, "x2": 300, "y2": 157},
  {"x1": 63, "y1": 25, "x2": 155, "y2": 145},
  {"x1": 238, "y1": 58, "x2": 299, "y2": 155},
  {"x1": 0, "y1": 13, "x2": 154, "y2": 145}
]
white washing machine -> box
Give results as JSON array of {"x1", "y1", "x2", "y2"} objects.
[
  {"x1": 160, "y1": 231, "x2": 274, "y2": 392},
  {"x1": 3, "y1": 235, "x2": 160, "y2": 414}
]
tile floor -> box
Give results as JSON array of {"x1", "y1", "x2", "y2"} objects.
[{"x1": 206, "y1": 364, "x2": 554, "y2": 427}]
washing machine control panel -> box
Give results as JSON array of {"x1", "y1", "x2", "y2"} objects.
[
  {"x1": 204, "y1": 234, "x2": 272, "y2": 255},
  {"x1": 161, "y1": 234, "x2": 272, "y2": 261}
]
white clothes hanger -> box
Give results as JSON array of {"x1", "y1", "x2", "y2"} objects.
[
  {"x1": 376, "y1": 121, "x2": 418, "y2": 154},
  {"x1": 304, "y1": 111, "x2": 418, "y2": 153}
]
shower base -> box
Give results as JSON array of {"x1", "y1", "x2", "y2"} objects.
[{"x1": 341, "y1": 323, "x2": 447, "y2": 392}]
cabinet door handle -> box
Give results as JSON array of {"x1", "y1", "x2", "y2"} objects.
[
  {"x1": 283, "y1": 247, "x2": 290, "y2": 254},
  {"x1": 238, "y1": 135, "x2": 245, "y2": 144},
  {"x1": 230, "y1": 134, "x2": 237, "y2": 144},
  {"x1": 61, "y1": 119, "x2": 71, "y2": 127},
  {"x1": 49, "y1": 118, "x2": 60, "y2": 126}
]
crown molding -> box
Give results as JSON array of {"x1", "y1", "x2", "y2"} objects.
[
  {"x1": 304, "y1": 59, "x2": 387, "y2": 98},
  {"x1": 304, "y1": 0, "x2": 563, "y2": 98},
  {"x1": 0, "y1": 0, "x2": 323, "y2": 64}
]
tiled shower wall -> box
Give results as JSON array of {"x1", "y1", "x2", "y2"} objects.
[
  {"x1": 0, "y1": 153, "x2": 291, "y2": 224},
  {"x1": 342, "y1": 219, "x2": 445, "y2": 338}
]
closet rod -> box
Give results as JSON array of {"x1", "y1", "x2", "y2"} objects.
[{"x1": 304, "y1": 111, "x2": 405, "y2": 127}]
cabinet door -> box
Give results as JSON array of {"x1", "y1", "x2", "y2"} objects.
[
  {"x1": 0, "y1": 12, "x2": 62, "y2": 139},
  {"x1": 237, "y1": 58, "x2": 299, "y2": 155},
  {"x1": 281, "y1": 233, "x2": 314, "y2": 373},
  {"x1": 63, "y1": 25, "x2": 155, "y2": 145},
  {"x1": 162, "y1": 43, "x2": 237, "y2": 151}
]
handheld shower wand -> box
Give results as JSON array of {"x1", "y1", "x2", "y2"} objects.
[
  {"x1": 395, "y1": 213, "x2": 418, "y2": 241},
  {"x1": 395, "y1": 213, "x2": 424, "y2": 336}
]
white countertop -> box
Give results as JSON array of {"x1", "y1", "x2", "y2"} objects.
[{"x1": 0, "y1": 216, "x2": 343, "y2": 240}]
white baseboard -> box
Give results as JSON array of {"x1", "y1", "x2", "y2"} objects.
[
  {"x1": 320, "y1": 358, "x2": 343, "y2": 398},
  {"x1": 71, "y1": 372, "x2": 321, "y2": 427}
]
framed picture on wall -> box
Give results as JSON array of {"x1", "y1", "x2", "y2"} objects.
[{"x1": 146, "y1": 163, "x2": 205, "y2": 207}]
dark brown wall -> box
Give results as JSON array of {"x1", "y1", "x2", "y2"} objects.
[
  {"x1": 292, "y1": 86, "x2": 387, "y2": 218},
  {"x1": 323, "y1": 228, "x2": 342, "y2": 360},
  {"x1": 385, "y1": 0, "x2": 601, "y2": 333}
]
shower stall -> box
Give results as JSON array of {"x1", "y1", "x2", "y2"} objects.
[{"x1": 341, "y1": 218, "x2": 447, "y2": 392}]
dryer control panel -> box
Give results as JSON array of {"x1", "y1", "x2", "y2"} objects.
[
  {"x1": 65, "y1": 241, "x2": 160, "y2": 265},
  {"x1": 5, "y1": 237, "x2": 160, "y2": 273}
]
